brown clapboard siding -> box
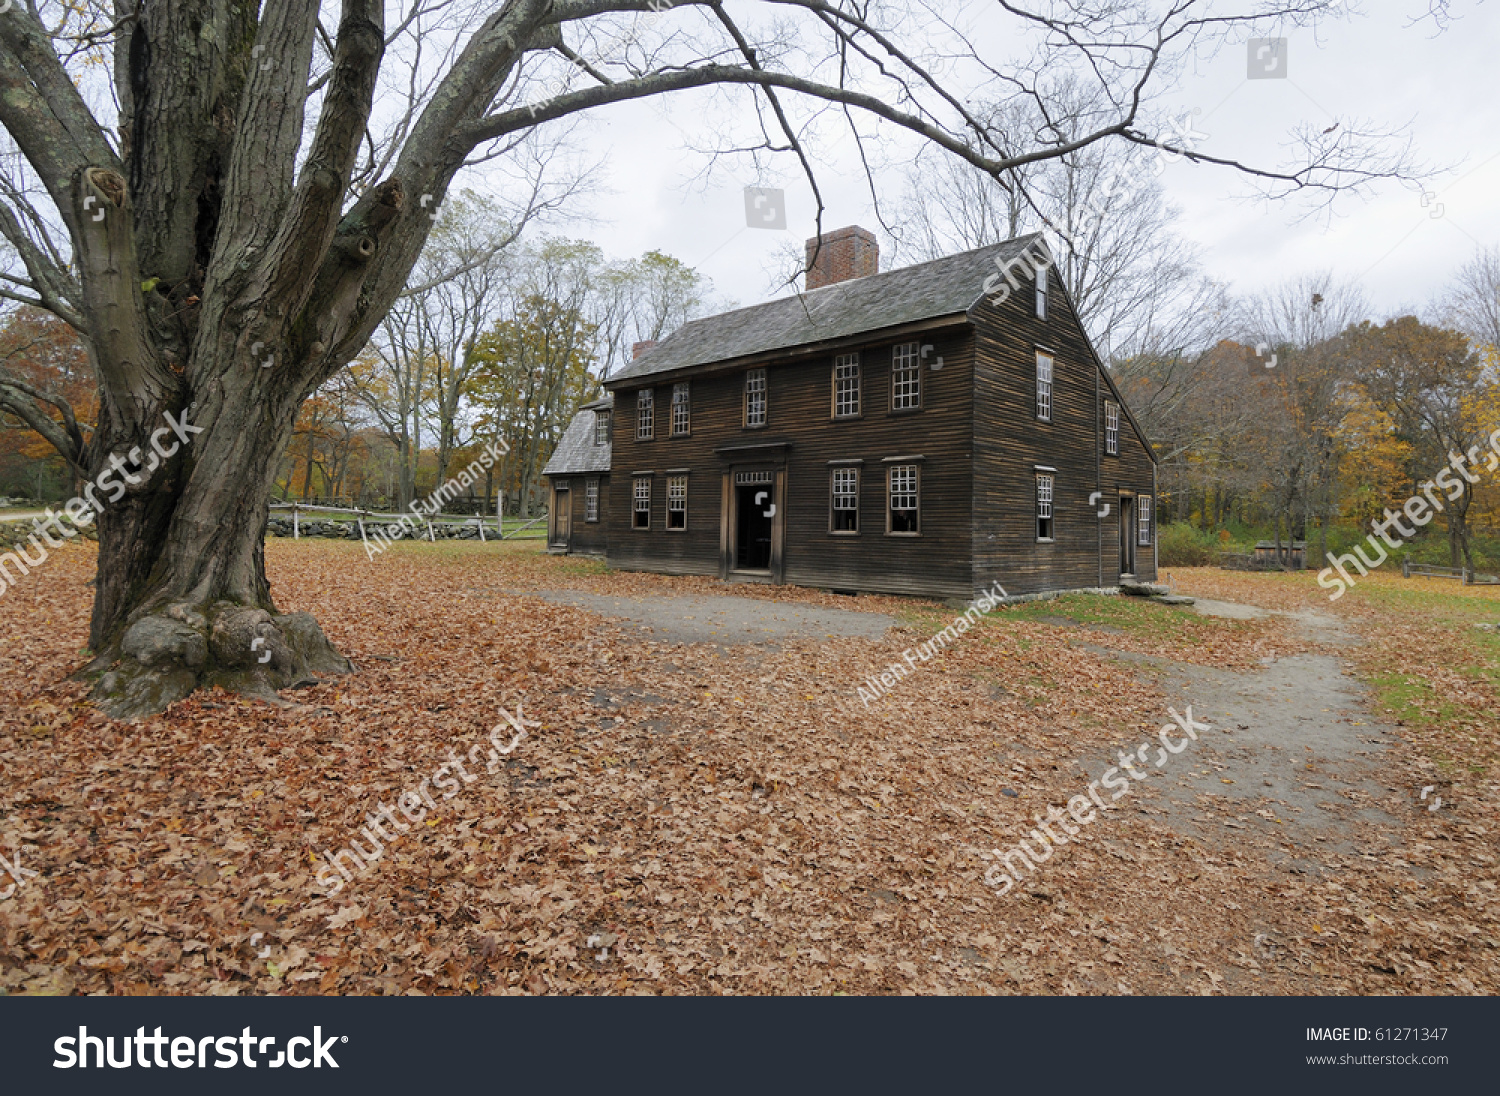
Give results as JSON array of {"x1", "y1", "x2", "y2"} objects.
[
  {"x1": 606, "y1": 326, "x2": 976, "y2": 598},
  {"x1": 967, "y1": 260, "x2": 1156, "y2": 597},
  {"x1": 568, "y1": 474, "x2": 608, "y2": 555}
]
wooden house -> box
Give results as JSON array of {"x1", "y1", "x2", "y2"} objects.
[
  {"x1": 561, "y1": 227, "x2": 1156, "y2": 599},
  {"x1": 541, "y1": 394, "x2": 612, "y2": 556}
]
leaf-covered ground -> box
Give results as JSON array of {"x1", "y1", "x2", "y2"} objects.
[{"x1": 1, "y1": 543, "x2": 1494, "y2": 995}]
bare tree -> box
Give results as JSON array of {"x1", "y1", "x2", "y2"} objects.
[{"x1": 0, "y1": 0, "x2": 1416, "y2": 716}]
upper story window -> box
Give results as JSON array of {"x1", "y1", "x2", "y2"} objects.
[
  {"x1": 891, "y1": 342, "x2": 921, "y2": 411},
  {"x1": 1036, "y1": 263, "x2": 1049, "y2": 319},
  {"x1": 594, "y1": 409, "x2": 612, "y2": 446},
  {"x1": 671, "y1": 382, "x2": 691, "y2": 436},
  {"x1": 632, "y1": 476, "x2": 650, "y2": 528},
  {"x1": 636, "y1": 390, "x2": 654, "y2": 440},
  {"x1": 1036, "y1": 352, "x2": 1053, "y2": 423},
  {"x1": 888, "y1": 464, "x2": 919, "y2": 535},
  {"x1": 1138, "y1": 496, "x2": 1153, "y2": 546},
  {"x1": 745, "y1": 368, "x2": 767, "y2": 428},
  {"x1": 585, "y1": 478, "x2": 599, "y2": 522},
  {"x1": 833, "y1": 353, "x2": 861, "y2": 418},
  {"x1": 1036, "y1": 473, "x2": 1054, "y2": 540},
  {"x1": 831, "y1": 468, "x2": 859, "y2": 533},
  {"x1": 1104, "y1": 400, "x2": 1119, "y2": 456}
]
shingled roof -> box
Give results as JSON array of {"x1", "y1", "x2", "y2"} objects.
[
  {"x1": 542, "y1": 393, "x2": 613, "y2": 477},
  {"x1": 606, "y1": 234, "x2": 1045, "y2": 384}
]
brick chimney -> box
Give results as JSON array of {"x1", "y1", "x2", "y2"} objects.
[
  {"x1": 632, "y1": 340, "x2": 658, "y2": 360},
  {"x1": 804, "y1": 226, "x2": 879, "y2": 290}
]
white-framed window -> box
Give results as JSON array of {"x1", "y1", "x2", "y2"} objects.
[
  {"x1": 1105, "y1": 400, "x2": 1119, "y2": 456},
  {"x1": 833, "y1": 353, "x2": 861, "y2": 418},
  {"x1": 1036, "y1": 352, "x2": 1053, "y2": 423},
  {"x1": 745, "y1": 368, "x2": 767, "y2": 427},
  {"x1": 1036, "y1": 473, "x2": 1054, "y2": 540},
  {"x1": 636, "y1": 390, "x2": 654, "y2": 440},
  {"x1": 671, "y1": 382, "x2": 690, "y2": 436},
  {"x1": 585, "y1": 478, "x2": 599, "y2": 522},
  {"x1": 1035, "y1": 262, "x2": 1049, "y2": 319},
  {"x1": 594, "y1": 409, "x2": 611, "y2": 447},
  {"x1": 554, "y1": 478, "x2": 569, "y2": 493},
  {"x1": 632, "y1": 476, "x2": 650, "y2": 528},
  {"x1": 891, "y1": 342, "x2": 921, "y2": 411},
  {"x1": 667, "y1": 475, "x2": 687, "y2": 529},
  {"x1": 1138, "y1": 495, "x2": 1153, "y2": 546},
  {"x1": 888, "y1": 464, "x2": 919, "y2": 534},
  {"x1": 831, "y1": 467, "x2": 859, "y2": 533}
]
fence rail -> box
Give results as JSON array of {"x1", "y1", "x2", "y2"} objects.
[
  {"x1": 1401, "y1": 559, "x2": 1500, "y2": 585},
  {"x1": 266, "y1": 503, "x2": 547, "y2": 544}
]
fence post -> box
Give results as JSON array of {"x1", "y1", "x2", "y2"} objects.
[
  {"x1": 1463, "y1": 567, "x2": 1471, "y2": 585},
  {"x1": 358, "y1": 517, "x2": 368, "y2": 554},
  {"x1": 477, "y1": 518, "x2": 485, "y2": 543},
  {"x1": 426, "y1": 520, "x2": 434, "y2": 542},
  {"x1": 293, "y1": 505, "x2": 299, "y2": 540},
  {"x1": 1402, "y1": 558, "x2": 1410, "y2": 579}
]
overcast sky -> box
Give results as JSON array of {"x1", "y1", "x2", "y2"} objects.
[{"x1": 529, "y1": 0, "x2": 1498, "y2": 323}]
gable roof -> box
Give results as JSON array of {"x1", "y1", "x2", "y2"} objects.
[
  {"x1": 542, "y1": 393, "x2": 612, "y2": 477},
  {"x1": 605, "y1": 234, "x2": 1046, "y2": 384}
]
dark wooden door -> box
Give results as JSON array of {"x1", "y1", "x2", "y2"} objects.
[{"x1": 1119, "y1": 495, "x2": 1135, "y2": 576}]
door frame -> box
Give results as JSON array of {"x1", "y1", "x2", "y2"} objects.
[
  {"x1": 550, "y1": 482, "x2": 572, "y2": 550},
  {"x1": 720, "y1": 465, "x2": 786, "y2": 583},
  {"x1": 1117, "y1": 490, "x2": 1136, "y2": 578}
]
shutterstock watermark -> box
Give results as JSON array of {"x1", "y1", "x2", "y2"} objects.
[
  {"x1": 0, "y1": 839, "x2": 39, "y2": 900},
  {"x1": 54, "y1": 1027, "x2": 343, "y2": 1069},
  {"x1": 314, "y1": 702, "x2": 537, "y2": 896},
  {"x1": 857, "y1": 581, "x2": 1007, "y2": 707},
  {"x1": 363, "y1": 439, "x2": 508, "y2": 561},
  {"x1": 1318, "y1": 430, "x2": 1500, "y2": 600},
  {"x1": 0, "y1": 408, "x2": 201, "y2": 599},
  {"x1": 982, "y1": 706, "x2": 1211, "y2": 897}
]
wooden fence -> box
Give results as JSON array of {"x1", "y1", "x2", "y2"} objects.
[{"x1": 1401, "y1": 559, "x2": 1500, "y2": 585}]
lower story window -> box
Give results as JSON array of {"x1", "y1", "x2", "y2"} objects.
[
  {"x1": 633, "y1": 477, "x2": 650, "y2": 529},
  {"x1": 585, "y1": 478, "x2": 599, "y2": 522},
  {"x1": 1036, "y1": 474, "x2": 1054, "y2": 540},
  {"x1": 1138, "y1": 495, "x2": 1152, "y2": 545},
  {"x1": 831, "y1": 468, "x2": 859, "y2": 533},
  {"x1": 888, "y1": 464, "x2": 919, "y2": 534},
  {"x1": 667, "y1": 475, "x2": 687, "y2": 529}
]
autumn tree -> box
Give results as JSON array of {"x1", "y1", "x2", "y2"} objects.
[
  {"x1": 1340, "y1": 317, "x2": 1489, "y2": 570},
  {"x1": 0, "y1": 0, "x2": 1409, "y2": 716}
]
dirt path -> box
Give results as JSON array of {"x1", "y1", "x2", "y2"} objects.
[
  {"x1": 509, "y1": 588, "x2": 897, "y2": 645},
  {"x1": 1066, "y1": 599, "x2": 1413, "y2": 877}
]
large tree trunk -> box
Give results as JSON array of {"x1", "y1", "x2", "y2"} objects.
[{"x1": 83, "y1": 367, "x2": 353, "y2": 721}]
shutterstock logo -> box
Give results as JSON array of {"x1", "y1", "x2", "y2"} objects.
[{"x1": 54, "y1": 1027, "x2": 344, "y2": 1069}]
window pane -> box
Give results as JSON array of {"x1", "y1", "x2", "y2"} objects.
[
  {"x1": 633, "y1": 477, "x2": 650, "y2": 528},
  {"x1": 595, "y1": 410, "x2": 611, "y2": 446},
  {"x1": 1036, "y1": 354, "x2": 1053, "y2": 421},
  {"x1": 745, "y1": 369, "x2": 766, "y2": 427},
  {"x1": 585, "y1": 478, "x2": 599, "y2": 521},
  {"x1": 1035, "y1": 264, "x2": 1048, "y2": 319},
  {"x1": 636, "y1": 390, "x2": 654, "y2": 439},
  {"x1": 832, "y1": 468, "x2": 858, "y2": 532},
  {"x1": 1138, "y1": 496, "x2": 1152, "y2": 546},
  {"x1": 891, "y1": 343, "x2": 920, "y2": 410},
  {"x1": 1105, "y1": 401, "x2": 1119, "y2": 455},
  {"x1": 1037, "y1": 474, "x2": 1054, "y2": 539},
  {"x1": 667, "y1": 475, "x2": 687, "y2": 529},
  {"x1": 834, "y1": 354, "x2": 860, "y2": 417},
  {"x1": 889, "y1": 465, "x2": 918, "y2": 533},
  {"x1": 672, "y1": 383, "x2": 690, "y2": 435}
]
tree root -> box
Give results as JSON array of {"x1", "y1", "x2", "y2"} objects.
[{"x1": 86, "y1": 602, "x2": 354, "y2": 720}]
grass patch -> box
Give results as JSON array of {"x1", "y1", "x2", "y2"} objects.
[{"x1": 994, "y1": 592, "x2": 1247, "y2": 641}]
